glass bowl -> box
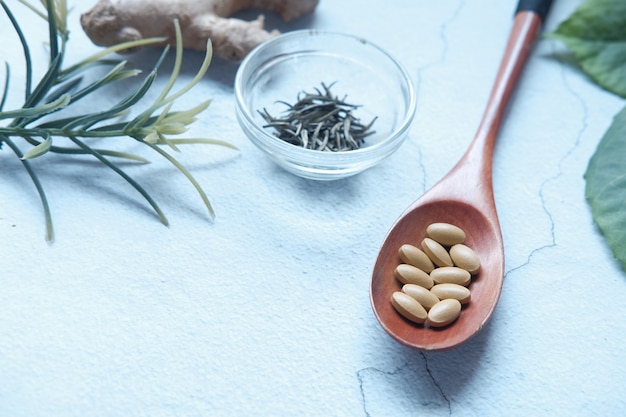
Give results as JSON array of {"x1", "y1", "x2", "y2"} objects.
[{"x1": 234, "y1": 30, "x2": 416, "y2": 180}]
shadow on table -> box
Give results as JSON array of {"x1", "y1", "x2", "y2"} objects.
[
  {"x1": 360, "y1": 315, "x2": 497, "y2": 414},
  {"x1": 417, "y1": 314, "x2": 495, "y2": 390}
]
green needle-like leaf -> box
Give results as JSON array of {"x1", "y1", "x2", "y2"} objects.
[
  {"x1": 46, "y1": 147, "x2": 149, "y2": 162},
  {"x1": 148, "y1": 143, "x2": 215, "y2": 219},
  {"x1": 68, "y1": 136, "x2": 169, "y2": 225},
  {"x1": 1, "y1": 1, "x2": 234, "y2": 241},
  {"x1": 169, "y1": 138, "x2": 239, "y2": 150},
  {"x1": 44, "y1": 76, "x2": 82, "y2": 104},
  {"x1": 16, "y1": 0, "x2": 46, "y2": 21},
  {"x1": 61, "y1": 71, "x2": 157, "y2": 131},
  {"x1": 0, "y1": 94, "x2": 70, "y2": 121},
  {"x1": 21, "y1": 133, "x2": 52, "y2": 159},
  {"x1": 22, "y1": 53, "x2": 63, "y2": 110},
  {"x1": 2, "y1": 134, "x2": 54, "y2": 242},
  {"x1": 17, "y1": 134, "x2": 149, "y2": 161},
  {"x1": 155, "y1": 20, "x2": 184, "y2": 103},
  {"x1": 1, "y1": 0, "x2": 33, "y2": 97},
  {"x1": 61, "y1": 37, "x2": 167, "y2": 78},
  {"x1": 44, "y1": 0, "x2": 59, "y2": 60},
  {"x1": 1, "y1": 62, "x2": 9, "y2": 111},
  {"x1": 63, "y1": 63, "x2": 141, "y2": 107}
]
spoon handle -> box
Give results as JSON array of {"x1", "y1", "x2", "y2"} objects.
[{"x1": 454, "y1": 0, "x2": 553, "y2": 195}]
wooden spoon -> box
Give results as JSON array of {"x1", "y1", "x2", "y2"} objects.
[{"x1": 370, "y1": 0, "x2": 554, "y2": 351}]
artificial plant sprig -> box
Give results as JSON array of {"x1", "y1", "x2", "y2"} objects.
[{"x1": 0, "y1": 0, "x2": 237, "y2": 242}]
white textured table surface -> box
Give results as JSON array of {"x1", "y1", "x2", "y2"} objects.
[{"x1": 2, "y1": 1, "x2": 626, "y2": 416}]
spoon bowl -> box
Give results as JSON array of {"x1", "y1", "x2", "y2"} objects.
[
  {"x1": 370, "y1": 1, "x2": 552, "y2": 351},
  {"x1": 371, "y1": 200, "x2": 503, "y2": 350}
]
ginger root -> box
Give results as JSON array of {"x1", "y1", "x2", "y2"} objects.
[{"x1": 80, "y1": 0, "x2": 319, "y2": 60}]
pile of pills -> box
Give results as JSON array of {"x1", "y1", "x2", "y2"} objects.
[{"x1": 390, "y1": 222, "x2": 480, "y2": 328}]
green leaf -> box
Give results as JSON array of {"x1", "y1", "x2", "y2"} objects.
[
  {"x1": 585, "y1": 105, "x2": 626, "y2": 270},
  {"x1": 547, "y1": 0, "x2": 626, "y2": 98}
]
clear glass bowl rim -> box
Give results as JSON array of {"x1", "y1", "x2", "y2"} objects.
[{"x1": 234, "y1": 29, "x2": 417, "y2": 170}]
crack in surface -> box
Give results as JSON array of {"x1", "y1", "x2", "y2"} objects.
[
  {"x1": 356, "y1": 365, "x2": 403, "y2": 417},
  {"x1": 357, "y1": 358, "x2": 452, "y2": 417},
  {"x1": 413, "y1": 0, "x2": 465, "y2": 194},
  {"x1": 421, "y1": 352, "x2": 452, "y2": 416},
  {"x1": 506, "y1": 43, "x2": 589, "y2": 277},
  {"x1": 365, "y1": 4, "x2": 466, "y2": 410},
  {"x1": 356, "y1": 352, "x2": 452, "y2": 417}
]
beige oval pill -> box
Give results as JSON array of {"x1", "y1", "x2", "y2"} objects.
[
  {"x1": 430, "y1": 266, "x2": 471, "y2": 286},
  {"x1": 398, "y1": 244, "x2": 435, "y2": 273},
  {"x1": 421, "y1": 238, "x2": 453, "y2": 267},
  {"x1": 450, "y1": 244, "x2": 481, "y2": 274},
  {"x1": 426, "y1": 223, "x2": 466, "y2": 246},
  {"x1": 391, "y1": 291, "x2": 428, "y2": 324},
  {"x1": 431, "y1": 283, "x2": 471, "y2": 304},
  {"x1": 402, "y1": 284, "x2": 440, "y2": 310},
  {"x1": 428, "y1": 299, "x2": 462, "y2": 327},
  {"x1": 394, "y1": 264, "x2": 434, "y2": 289}
]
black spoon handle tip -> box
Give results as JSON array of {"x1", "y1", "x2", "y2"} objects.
[{"x1": 515, "y1": 0, "x2": 554, "y2": 22}]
